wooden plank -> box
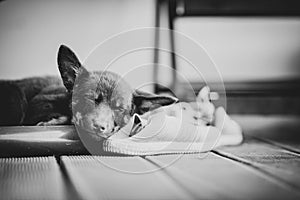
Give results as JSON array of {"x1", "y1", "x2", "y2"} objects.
[
  {"x1": 216, "y1": 138, "x2": 300, "y2": 191},
  {"x1": 61, "y1": 155, "x2": 192, "y2": 200},
  {"x1": 146, "y1": 153, "x2": 300, "y2": 199},
  {"x1": 0, "y1": 156, "x2": 67, "y2": 199},
  {"x1": 0, "y1": 126, "x2": 88, "y2": 157},
  {"x1": 232, "y1": 115, "x2": 300, "y2": 153}
]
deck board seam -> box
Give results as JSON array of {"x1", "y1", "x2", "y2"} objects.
[
  {"x1": 56, "y1": 156, "x2": 82, "y2": 200},
  {"x1": 142, "y1": 156, "x2": 199, "y2": 200},
  {"x1": 212, "y1": 150, "x2": 300, "y2": 194},
  {"x1": 251, "y1": 136, "x2": 300, "y2": 156}
]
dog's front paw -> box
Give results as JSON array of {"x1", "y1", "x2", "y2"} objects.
[{"x1": 37, "y1": 116, "x2": 69, "y2": 126}]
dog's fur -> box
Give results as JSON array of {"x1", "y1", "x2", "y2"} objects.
[
  {"x1": 0, "y1": 45, "x2": 177, "y2": 139},
  {"x1": 0, "y1": 76, "x2": 67, "y2": 126}
]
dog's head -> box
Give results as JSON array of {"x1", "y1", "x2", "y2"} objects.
[{"x1": 57, "y1": 45, "x2": 177, "y2": 138}]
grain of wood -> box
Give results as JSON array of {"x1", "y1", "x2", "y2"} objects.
[
  {"x1": 216, "y1": 138, "x2": 300, "y2": 191},
  {"x1": 147, "y1": 153, "x2": 300, "y2": 200},
  {"x1": 0, "y1": 156, "x2": 66, "y2": 200},
  {"x1": 61, "y1": 155, "x2": 192, "y2": 200}
]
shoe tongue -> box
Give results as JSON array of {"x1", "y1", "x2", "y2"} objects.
[
  {"x1": 133, "y1": 114, "x2": 142, "y2": 126},
  {"x1": 129, "y1": 114, "x2": 143, "y2": 137},
  {"x1": 107, "y1": 113, "x2": 148, "y2": 139},
  {"x1": 130, "y1": 114, "x2": 150, "y2": 137}
]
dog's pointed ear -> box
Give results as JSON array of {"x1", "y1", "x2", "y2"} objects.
[
  {"x1": 132, "y1": 90, "x2": 178, "y2": 114},
  {"x1": 57, "y1": 45, "x2": 88, "y2": 92}
]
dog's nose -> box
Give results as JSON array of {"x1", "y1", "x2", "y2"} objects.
[
  {"x1": 93, "y1": 122, "x2": 107, "y2": 132},
  {"x1": 94, "y1": 123, "x2": 106, "y2": 132},
  {"x1": 92, "y1": 120, "x2": 114, "y2": 136}
]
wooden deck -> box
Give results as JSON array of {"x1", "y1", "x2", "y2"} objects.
[{"x1": 0, "y1": 115, "x2": 300, "y2": 199}]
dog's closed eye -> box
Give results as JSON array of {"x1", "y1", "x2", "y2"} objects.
[{"x1": 116, "y1": 107, "x2": 126, "y2": 112}]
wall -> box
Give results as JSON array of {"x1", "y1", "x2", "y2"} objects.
[
  {"x1": 175, "y1": 17, "x2": 300, "y2": 82},
  {"x1": 0, "y1": 0, "x2": 155, "y2": 90}
]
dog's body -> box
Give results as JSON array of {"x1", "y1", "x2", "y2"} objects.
[
  {"x1": 0, "y1": 76, "x2": 69, "y2": 126},
  {"x1": 0, "y1": 45, "x2": 177, "y2": 139}
]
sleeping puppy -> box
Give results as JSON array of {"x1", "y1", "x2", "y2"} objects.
[
  {"x1": 48, "y1": 45, "x2": 177, "y2": 138},
  {"x1": 0, "y1": 45, "x2": 177, "y2": 140}
]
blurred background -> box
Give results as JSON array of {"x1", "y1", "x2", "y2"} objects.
[
  {"x1": 0, "y1": 0, "x2": 155, "y2": 79},
  {"x1": 0, "y1": 0, "x2": 300, "y2": 114}
]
